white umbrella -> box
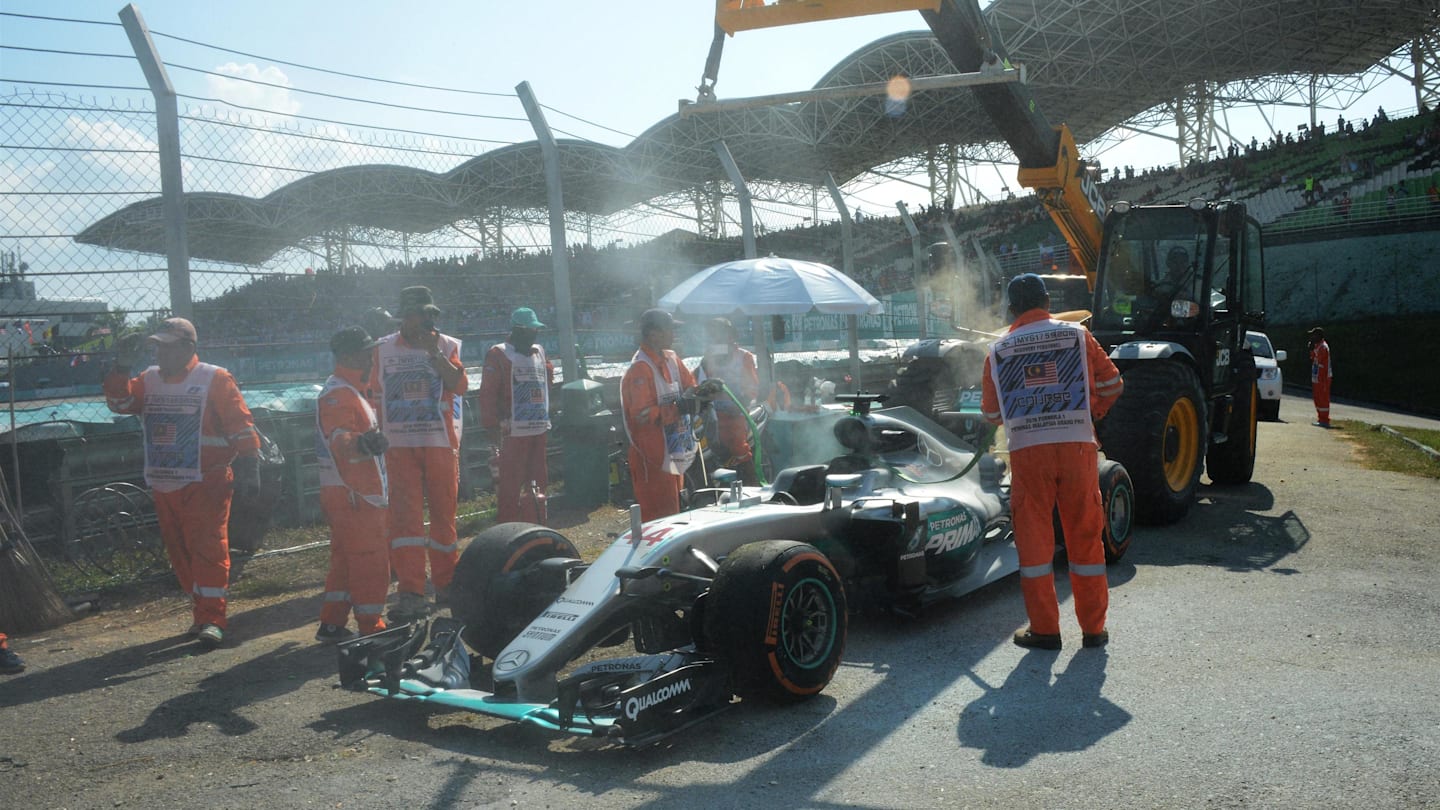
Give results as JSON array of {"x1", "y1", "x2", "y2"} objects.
[
  {"x1": 657, "y1": 256, "x2": 883, "y2": 392},
  {"x1": 658, "y1": 256, "x2": 883, "y2": 316}
]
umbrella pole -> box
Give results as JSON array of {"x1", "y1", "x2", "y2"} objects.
[
  {"x1": 847, "y1": 314, "x2": 862, "y2": 393},
  {"x1": 751, "y1": 314, "x2": 773, "y2": 397}
]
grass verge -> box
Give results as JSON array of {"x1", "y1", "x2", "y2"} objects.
[
  {"x1": 1335, "y1": 420, "x2": 1440, "y2": 479},
  {"x1": 45, "y1": 495, "x2": 502, "y2": 601}
]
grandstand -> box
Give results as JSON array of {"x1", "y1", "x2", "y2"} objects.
[
  {"x1": 12, "y1": 1, "x2": 1440, "y2": 399},
  {"x1": 76, "y1": 1, "x2": 1437, "y2": 265}
]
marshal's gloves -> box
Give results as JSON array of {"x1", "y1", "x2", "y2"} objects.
[
  {"x1": 114, "y1": 333, "x2": 145, "y2": 371},
  {"x1": 676, "y1": 392, "x2": 701, "y2": 416},
  {"x1": 356, "y1": 429, "x2": 389, "y2": 457},
  {"x1": 694, "y1": 378, "x2": 726, "y2": 401},
  {"x1": 232, "y1": 455, "x2": 262, "y2": 500}
]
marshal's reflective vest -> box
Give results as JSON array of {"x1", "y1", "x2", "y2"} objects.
[
  {"x1": 315, "y1": 375, "x2": 388, "y2": 508},
  {"x1": 986, "y1": 318, "x2": 1096, "y2": 452},
  {"x1": 141, "y1": 363, "x2": 221, "y2": 491},
  {"x1": 376, "y1": 332, "x2": 463, "y2": 449},
  {"x1": 622, "y1": 348, "x2": 697, "y2": 475},
  {"x1": 503, "y1": 344, "x2": 550, "y2": 437}
]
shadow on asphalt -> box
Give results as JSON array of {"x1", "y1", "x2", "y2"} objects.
[
  {"x1": 956, "y1": 647, "x2": 1129, "y2": 767},
  {"x1": 307, "y1": 574, "x2": 1132, "y2": 809},
  {"x1": 1132, "y1": 481, "x2": 1310, "y2": 573},
  {"x1": 0, "y1": 593, "x2": 320, "y2": 711},
  {"x1": 115, "y1": 640, "x2": 330, "y2": 741}
]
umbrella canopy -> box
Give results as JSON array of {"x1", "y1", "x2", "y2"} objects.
[{"x1": 658, "y1": 256, "x2": 883, "y2": 316}]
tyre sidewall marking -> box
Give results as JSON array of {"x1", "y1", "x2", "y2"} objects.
[
  {"x1": 765, "y1": 578, "x2": 841, "y2": 696},
  {"x1": 765, "y1": 551, "x2": 843, "y2": 694},
  {"x1": 502, "y1": 535, "x2": 565, "y2": 573}
]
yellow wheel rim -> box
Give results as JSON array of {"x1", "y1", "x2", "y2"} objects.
[{"x1": 1162, "y1": 397, "x2": 1200, "y2": 491}]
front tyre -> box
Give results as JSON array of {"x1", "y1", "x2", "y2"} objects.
[
  {"x1": 450, "y1": 523, "x2": 580, "y2": 659},
  {"x1": 703, "y1": 540, "x2": 847, "y2": 703},
  {"x1": 1207, "y1": 360, "x2": 1258, "y2": 485},
  {"x1": 1098, "y1": 362, "x2": 1208, "y2": 525},
  {"x1": 1258, "y1": 397, "x2": 1280, "y2": 422}
]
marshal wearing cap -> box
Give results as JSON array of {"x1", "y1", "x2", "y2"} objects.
[
  {"x1": 638, "y1": 308, "x2": 682, "y2": 334},
  {"x1": 149, "y1": 317, "x2": 197, "y2": 344},
  {"x1": 1006, "y1": 273, "x2": 1049, "y2": 315},
  {"x1": 398, "y1": 286, "x2": 442, "y2": 317},
  {"x1": 331, "y1": 326, "x2": 381, "y2": 356},
  {"x1": 510, "y1": 307, "x2": 545, "y2": 330}
]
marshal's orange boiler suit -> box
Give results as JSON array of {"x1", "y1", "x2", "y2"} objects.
[
  {"x1": 316, "y1": 365, "x2": 390, "y2": 635},
  {"x1": 694, "y1": 345, "x2": 760, "y2": 476},
  {"x1": 104, "y1": 356, "x2": 260, "y2": 630},
  {"x1": 981, "y1": 309, "x2": 1124, "y2": 638},
  {"x1": 1310, "y1": 337, "x2": 1332, "y2": 426},
  {"x1": 621, "y1": 345, "x2": 698, "y2": 521},
  {"x1": 478, "y1": 341, "x2": 554, "y2": 524},
  {"x1": 374, "y1": 331, "x2": 467, "y2": 598}
]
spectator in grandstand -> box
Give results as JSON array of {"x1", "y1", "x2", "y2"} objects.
[
  {"x1": 104, "y1": 318, "x2": 261, "y2": 649},
  {"x1": 1337, "y1": 191, "x2": 1352, "y2": 221},
  {"x1": 374, "y1": 287, "x2": 466, "y2": 622},
  {"x1": 1386, "y1": 186, "x2": 1398, "y2": 215},
  {"x1": 315, "y1": 327, "x2": 390, "y2": 644},
  {"x1": 1428, "y1": 181, "x2": 1440, "y2": 209},
  {"x1": 1308, "y1": 327, "x2": 1333, "y2": 428},
  {"x1": 478, "y1": 307, "x2": 554, "y2": 524},
  {"x1": 693, "y1": 317, "x2": 760, "y2": 483}
]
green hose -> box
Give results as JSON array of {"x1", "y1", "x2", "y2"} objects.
[{"x1": 714, "y1": 381, "x2": 768, "y2": 485}]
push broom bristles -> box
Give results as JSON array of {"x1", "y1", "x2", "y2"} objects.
[{"x1": 0, "y1": 494, "x2": 73, "y2": 634}]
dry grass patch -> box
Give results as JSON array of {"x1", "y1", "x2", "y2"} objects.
[{"x1": 1336, "y1": 420, "x2": 1440, "y2": 479}]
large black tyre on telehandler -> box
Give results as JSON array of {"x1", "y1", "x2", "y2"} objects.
[
  {"x1": 1206, "y1": 354, "x2": 1258, "y2": 486},
  {"x1": 1098, "y1": 362, "x2": 1208, "y2": 525}
]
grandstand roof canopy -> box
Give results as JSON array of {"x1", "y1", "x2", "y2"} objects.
[{"x1": 78, "y1": 0, "x2": 1437, "y2": 265}]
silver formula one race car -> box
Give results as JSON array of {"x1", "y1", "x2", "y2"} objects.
[{"x1": 337, "y1": 393, "x2": 1133, "y2": 746}]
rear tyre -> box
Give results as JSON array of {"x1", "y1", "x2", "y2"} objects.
[
  {"x1": 1098, "y1": 362, "x2": 1207, "y2": 525},
  {"x1": 703, "y1": 540, "x2": 847, "y2": 703},
  {"x1": 1049, "y1": 460, "x2": 1134, "y2": 564},
  {"x1": 450, "y1": 523, "x2": 580, "y2": 659},
  {"x1": 1098, "y1": 459, "x2": 1135, "y2": 563},
  {"x1": 1207, "y1": 362, "x2": 1258, "y2": 485}
]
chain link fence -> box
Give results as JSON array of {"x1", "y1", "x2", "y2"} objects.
[
  {"x1": 3, "y1": 11, "x2": 1013, "y2": 554},
  {"x1": 4, "y1": 85, "x2": 994, "y2": 398}
]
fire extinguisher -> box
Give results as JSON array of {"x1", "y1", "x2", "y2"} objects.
[{"x1": 521, "y1": 479, "x2": 548, "y2": 525}]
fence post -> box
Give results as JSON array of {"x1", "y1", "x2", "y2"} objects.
[
  {"x1": 824, "y1": 173, "x2": 863, "y2": 388},
  {"x1": 713, "y1": 141, "x2": 773, "y2": 388},
  {"x1": 118, "y1": 4, "x2": 191, "y2": 319},
  {"x1": 896, "y1": 201, "x2": 928, "y2": 339},
  {"x1": 515, "y1": 81, "x2": 579, "y2": 384}
]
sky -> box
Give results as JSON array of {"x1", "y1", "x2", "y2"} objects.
[{"x1": 0, "y1": 0, "x2": 1426, "y2": 311}]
